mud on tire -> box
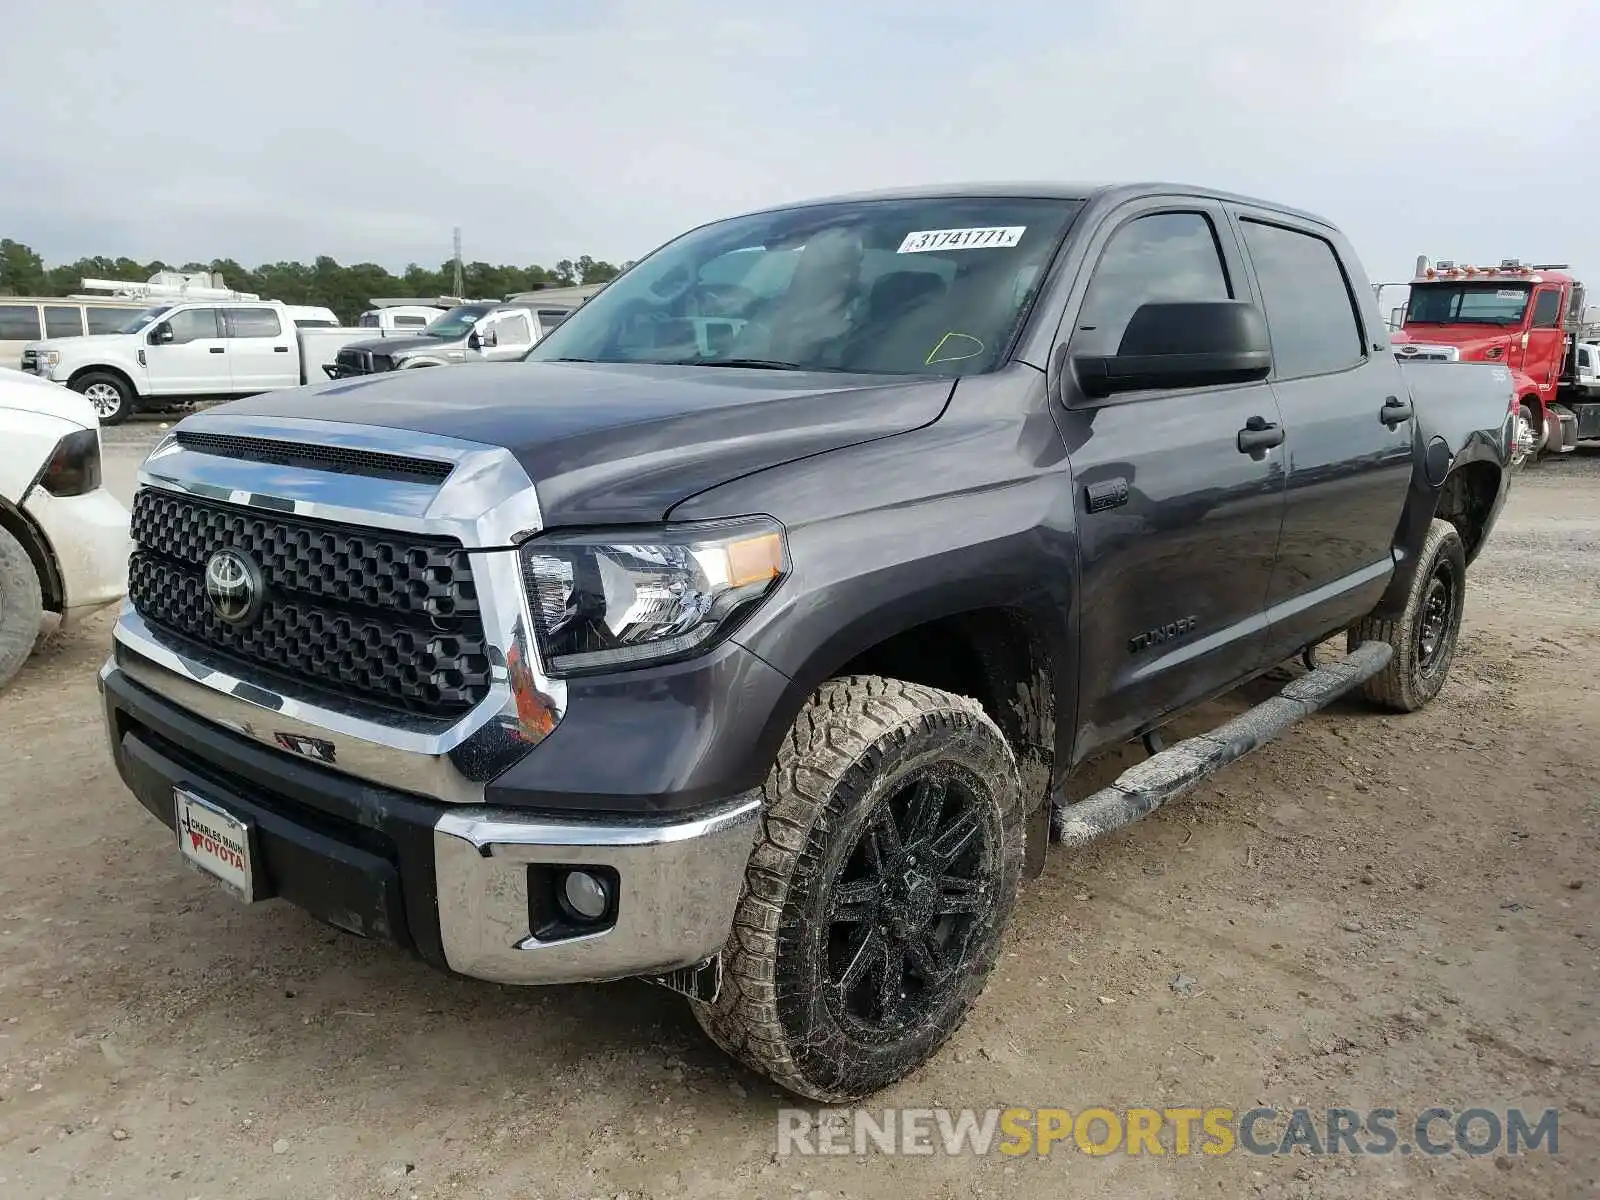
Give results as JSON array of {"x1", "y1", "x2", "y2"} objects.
[
  {"x1": 1347, "y1": 517, "x2": 1467, "y2": 713},
  {"x1": 0, "y1": 524, "x2": 43, "y2": 692},
  {"x1": 691, "y1": 675, "x2": 1025, "y2": 1102}
]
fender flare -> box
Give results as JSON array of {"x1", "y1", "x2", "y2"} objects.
[
  {"x1": 0, "y1": 496, "x2": 63, "y2": 613},
  {"x1": 397, "y1": 357, "x2": 446, "y2": 369}
]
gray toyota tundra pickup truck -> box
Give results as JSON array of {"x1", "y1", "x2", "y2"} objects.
[{"x1": 100, "y1": 182, "x2": 1515, "y2": 1101}]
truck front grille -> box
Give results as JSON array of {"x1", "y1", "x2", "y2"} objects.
[{"x1": 127, "y1": 488, "x2": 492, "y2": 717}]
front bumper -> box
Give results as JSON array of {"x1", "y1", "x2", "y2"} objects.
[{"x1": 101, "y1": 663, "x2": 761, "y2": 985}]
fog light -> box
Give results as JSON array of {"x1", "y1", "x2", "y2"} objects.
[{"x1": 562, "y1": 870, "x2": 610, "y2": 921}]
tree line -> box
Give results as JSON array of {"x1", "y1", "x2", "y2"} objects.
[{"x1": 0, "y1": 239, "x2": 626, "y2": 323}]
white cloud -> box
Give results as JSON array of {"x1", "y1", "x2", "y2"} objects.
[{"x1": 1, "y1": 0, "x2": 1596, "y2": 282}]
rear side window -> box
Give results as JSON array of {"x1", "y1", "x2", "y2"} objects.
[
  {"x1": 86, "y1": 306, "x2": 143, "y2": 333},
  {"x1": 44, "y1": 305, "x2": 84, "y2": 337},
  {"x1": 226, "y1": 308, "x2": 282, "y2": 338},
  {"x1": 1239, "y1": 219, "x2": 1364, "y2": 378},
  {"x1": 394, "y1": 315, "x2": 427, "y2": 327},
  {"x1": 1530, "y1": 289, "x2": 1562, "y2": 329},
  {"x1": 0, "y1": 304, "x2": 41, "y2": 340},
  {"x1": 1073, "y1": 212, "x2": 1233, "y2": 358},
  {"x1": 538, "y1": 309, "x2": 570, "y2": 330}
]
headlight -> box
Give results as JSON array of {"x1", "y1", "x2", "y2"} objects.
[
  {"x1": 40, "y1": 428, "x2": 102, "y2": 496},
  {"x1": 519, "y1": 519, "x2": 787, "y2": 676}
]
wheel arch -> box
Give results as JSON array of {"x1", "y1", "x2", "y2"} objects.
[
  {"x1": 0, "y1": 496, "x2": 64, "y2": 614},
  {"x1": 67, "y1": 363, "x2": 141, "y2": 398}
]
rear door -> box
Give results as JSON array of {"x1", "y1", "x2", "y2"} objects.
[
  {"x1": 1054, "y1": 201, "x2": 1287, "y2": 751},
  {"x1": 224, "y1": 306, "x2": 298, "y2": 391},
  {"x1": 1226, "y1": 209, "x2": 1414, "y2": 660},
  {"x1": 145, "y1": 307, "x2": 229, "y2": 394}
]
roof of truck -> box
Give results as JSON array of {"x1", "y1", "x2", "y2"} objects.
[{"x1": 743, "y1": 181, "x2": 1337, "y2": 230}]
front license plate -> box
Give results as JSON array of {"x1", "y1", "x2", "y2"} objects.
[{"x1": 175, "y1": 788, "x2": 256, "y2": 900}]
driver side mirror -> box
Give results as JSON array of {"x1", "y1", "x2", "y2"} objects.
[
  {"x1": 148, "y1": 324, "x2": 174, "y2": 346},
  {"x1": 1072, "y1": 300, "x2": 1272, "y2": 398}
]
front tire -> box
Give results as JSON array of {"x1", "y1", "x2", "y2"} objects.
[
  {"x1": 692, "y1": 676, "x2": 1025, "y2": 1102},
  {"x1": 71, "y1": 372, "x2": 133, "y2": 426},
  {"x1": 0, "y1": 525, "x2": 43, "y2": 692},
  {"x1": 1347, "y1": 518, "x2": 1466, "y2": 712}
]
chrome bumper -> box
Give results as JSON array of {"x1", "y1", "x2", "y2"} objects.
[{"x1": 433, "y1": 795, "x2": 762, "y2": 985}]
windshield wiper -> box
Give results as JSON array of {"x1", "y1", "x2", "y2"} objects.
[{"x1": 695, "y1": 358, "x2": 806, "y2": 370}]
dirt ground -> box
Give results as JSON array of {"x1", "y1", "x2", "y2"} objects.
[{"x1": 1, "y1": 424, "x2": 1595, "y2": 1199}]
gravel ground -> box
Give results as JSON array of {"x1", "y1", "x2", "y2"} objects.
[{"x1": 0, "y1": 424, "x2": 1595, "y2": 1199}]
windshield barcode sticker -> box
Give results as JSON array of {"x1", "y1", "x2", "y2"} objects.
[
  {"x1": 1496, "y1": 289, "x2": 1524, "y2": 298},
  {"x1": 897, "y1": 227, "x2": 1026, "y2": 254}
]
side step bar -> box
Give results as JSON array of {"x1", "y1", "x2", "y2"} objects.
[{"x1": 1052, "y1": 640, "x2": 1393, "y2": 849}]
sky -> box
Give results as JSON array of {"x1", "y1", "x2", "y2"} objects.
[{"x1": 3, "y1": 0, "x2": 1598, "y2": 288}]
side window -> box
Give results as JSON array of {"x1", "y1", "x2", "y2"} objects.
[
  {"x1": 1530, "y1": 289, "x2": 1562, "y2": 330},
  {"x1": 87, "y1": 307, "x2": 142, "y2": 333},
  {"x1": 225, "y1": 308, "x2": 282, "y2": 338},
  {"x1": 537, "y1": 309, "x2": 570, "y2": 331},
  {"x1": 0, "y1": 305, "x2": 42, "y2": 340},
  {"x1": 394, "y1": 315, "x2": 427, "y2": 328},
  {"x1": 163, "y1": 308, "x2": 222, "y2": 344},
  {"x1": 44, "y1": 305, "x2": 84, "y2": 337},
  {"x1": 495, "y1": 313, "x2": 533, "y2": 347},
  {"x1": 1074, "y1": 212, "x2": 1232, "y2": 357},
  {"x1": 1239, "y1": 219, "x2": 1364, "y2": 378}
]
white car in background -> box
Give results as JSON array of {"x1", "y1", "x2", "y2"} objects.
[{"x1": 0, "y1": 372, "x2": 130, "y2": 690}]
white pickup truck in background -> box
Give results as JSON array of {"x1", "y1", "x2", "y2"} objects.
[{"x1": 20, "y1": 300, "x2": 376, "y2": 424}]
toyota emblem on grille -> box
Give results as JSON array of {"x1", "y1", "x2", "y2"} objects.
[{"x1": 204, "y1": 549, "x2": 264, "y2": 624}]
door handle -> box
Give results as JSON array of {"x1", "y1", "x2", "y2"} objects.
[
  {"x1": 208, "y1": 347, "x2": 226, "y2": 354},
  {"x1": 1237, "y1": 415, "x2": 1284, "y2": 454},
  {"x1": 273, "y1": 345, "x2": 290, "y2": 352},
  {"x1": 1380, "y1": 396, "x2": 1414, "y2": 428}
]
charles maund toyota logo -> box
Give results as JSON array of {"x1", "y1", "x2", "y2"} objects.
[{"x1": 204, "y1": 548, "x2": 265, "y2": 624}]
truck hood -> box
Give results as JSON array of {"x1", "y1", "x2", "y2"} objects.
[
  {"x1": 340, "y1": 334, "x2": 460, "y2": 357},
  {"x1": 212, "y1": 361, "x2": 954, "y2": 525},
  {"x1": 0, "y1": 370, "x2": 96, "y2": 428}
]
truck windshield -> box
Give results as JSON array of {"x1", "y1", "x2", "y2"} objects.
[
  {"x1": 119, "y1": 304, "x2": 173, "y2": 334},
  {"x1": 421, "y1": 305, "x2": 494, "y2": 338},
  {"x1": 1406, "y1": 283, "x2": 1530, "y2": 326},
  {"x1": 526, "y1": 196, "x2": 1085, "y2": 375}
]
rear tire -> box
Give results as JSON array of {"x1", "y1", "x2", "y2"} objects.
[
  {"x1": 0, "y1": 525, "x2": 43, "y2": 692},
  {"x1": 71, "y1": 372, "x2": 133, "y2": 426},
  {"x1": 1347, "y1": 518, "x2": 1466, "y2": 712},
  {"x1": 691, "y1": 676, "x2": 1025, "y2": 1102}
]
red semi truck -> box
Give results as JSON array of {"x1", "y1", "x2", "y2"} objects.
[{"x1": 1390, "y1": 257, "x2": 1600, "y2": 463}]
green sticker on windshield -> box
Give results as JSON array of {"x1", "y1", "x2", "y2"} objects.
[{"x1": 926, "y1": 332, "x2": 985, "y2": 365}]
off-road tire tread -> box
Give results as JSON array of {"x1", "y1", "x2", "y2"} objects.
[
  {"x1": 1347, "y1": 518, "x2": 1465, "y2": 712},
  {"x1": 0, "y1": 524, "x2": 43, "y2": 692},
  {"x1": 691, "y1": 675, "x2": 1024, "y2": 1102}
]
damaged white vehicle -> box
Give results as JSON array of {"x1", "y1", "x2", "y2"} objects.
[{"x1": 0, "y1": 372, "x2": 131, "y2": 691}]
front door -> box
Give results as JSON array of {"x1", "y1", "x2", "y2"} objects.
[
  {"x1": 480, "y1": 311, "x2": 535, "y2": 360},
  {"x1": 1229, "y1": 211, "x2": 1415, "y2": 659},
  {"x1": 1520, "y1": 285, "x2": 1566, "y2": 399},
  {"x1": 145, "y1": 307, "x2": 229, "y2": 394},
  {"x1": 1054, "y1": 204, "x2": 1286, "y2": 755},
  {"x1": 224, "y1": 306, "x2": 298, "y2": 392}
]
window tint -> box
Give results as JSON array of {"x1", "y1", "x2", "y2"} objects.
[
  {"x1": 44, "y1": 305, "x2": 84, "y2": 337},
  {"x1": 1240, "y1": 220, "x2": 1364, "y2": 378},
  {"x1": 86, "y1": 306, "x2": 144, "y2": 333},
  {"x1": 1074, "y1": 212, "x2": 1232, "y2": 357},
  {"x1": 226, "y1": 308, "x2": 282, "y2": 338},
  {"x1": 0, "y1": 305, "x2": 41, "y2": 340},
  {"x1": 1531, "y1": 289, "x2": 1562, "y2": 329},
  {"x1": 162, "y1": 308, "x2": 221, "y2": 343},
  {"x1": 394, "y1": 314, "x2": 427, "y2": 327}
]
